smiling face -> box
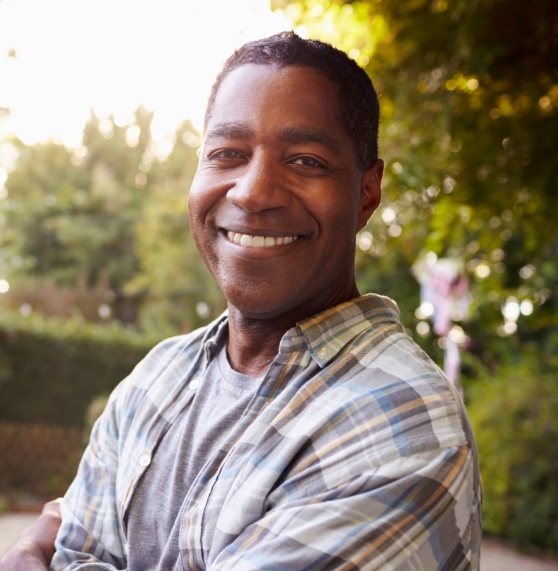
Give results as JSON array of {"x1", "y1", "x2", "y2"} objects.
[{"x1": 189, "y1": 64, "x2": 382, "y2": 320}]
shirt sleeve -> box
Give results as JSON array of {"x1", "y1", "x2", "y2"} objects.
[
  {"x1": 207, "y1": 445, "x2": 481, "y2": 571},
  {"x1": 50, "y1": 382, "x2": 128, "y2": 571}
]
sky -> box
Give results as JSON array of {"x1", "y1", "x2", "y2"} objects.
[{"x1": 0, "y1": 0, "x2": 292, "y2": 147}]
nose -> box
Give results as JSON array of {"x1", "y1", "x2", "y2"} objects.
[{"x1": 226, "y1": 151, "x2": 291, "y2": 213}]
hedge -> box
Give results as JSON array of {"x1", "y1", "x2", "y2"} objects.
[
  {"x1": 0, "y1": 421, "x2": 83, "y2": 500},
  {"x1": 466, "y1": 360, "x2": 558, "y2": 554},
  {"x1": 0, "y1": 309, "x2": 160, "y2": 428}
]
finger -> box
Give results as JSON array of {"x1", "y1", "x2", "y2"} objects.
[{"x1": 41, "y1": 499, "x2": 62, "y2": 520}]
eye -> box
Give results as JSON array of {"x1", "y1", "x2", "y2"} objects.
[
  {"x1": 208, "y1": 149, "x2": 246, "y2": 162},
  {"x1": 289, "y1": 155, "x2": 326, "y2": 169}
]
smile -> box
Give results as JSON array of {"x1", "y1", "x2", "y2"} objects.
[{"x1": 226, "y1": 231, "x2": 299, "y2": 248}]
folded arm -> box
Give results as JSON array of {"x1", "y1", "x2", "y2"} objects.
[
  {"x1": 50, "y1": 384, "x2": 128, "y2": 571},
  {"x1": 209, "y1": 446, "x2": 481, "y2": 571}
]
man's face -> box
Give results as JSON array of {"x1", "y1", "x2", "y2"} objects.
[{"x1": 189, "y1": 64, "x2": 381, "y2": 319}]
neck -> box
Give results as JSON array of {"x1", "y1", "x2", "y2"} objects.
[{"x1": 226, "y1": 277, "x2": 360, "y2": 377}]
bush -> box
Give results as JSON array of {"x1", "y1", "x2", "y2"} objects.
[
  {"x1": 0, "y1": 309, "x2": 160, "y2": 427},
  {"x1": 0, "y1": 421, "x2": 83, "y2": 500},
  {"x1": 466, "y1": 361, "x2": 558, "y2": 553}
]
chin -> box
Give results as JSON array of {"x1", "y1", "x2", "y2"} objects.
[
  {"x1": 220, "y1": 280, "x2": 305, "y2": 321},
  {"x1": 227, "y1": 292, "x2": 296, "y2": 320},
  {"x1": 224, "y1": 280, "x2": 344, "y2": 325}
]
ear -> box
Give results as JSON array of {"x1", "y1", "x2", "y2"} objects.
[{"x1": 356, "y1": 159, "x2": 384, "y2": 232}]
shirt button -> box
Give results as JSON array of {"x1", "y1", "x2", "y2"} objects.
[
  {"x1": 139, "y1": 454, "x2": 151, "y2": 467},
  {"x1": 189, "y1": 378, "x2": 200, "y2": 391},
  {"x1": 317, "y1": 348, "x2": 329, "y2": 359}
]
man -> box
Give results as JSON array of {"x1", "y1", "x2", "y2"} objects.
[{"x1": 1, "y1": 32, "x2": 481, "y2": 570}]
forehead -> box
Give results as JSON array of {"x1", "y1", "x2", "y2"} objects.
[{"x1": 207, "y1": 64, "x2": 346, "y2": 136}]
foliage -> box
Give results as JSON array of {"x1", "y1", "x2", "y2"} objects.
[
  {"x1": 0, "y1": 308, "x2": 158, "y2": 427},
  {"x1": 467, "y1": 359, "x2": 558, "y2": 552},
  {"x1": 0, "y1": 310, "x2": 162, "y2": 499},
  {"x1": 2, "y1": 109, "x2": 153, "y2": 290},
  {"x1": 0, "y1": 421, "x2": 83, "y2": 501},
  {"x1": 1, "y1": 111, "x2": 224, "y2": 331},
  {"x1": 273, "y1": 0, "x2": 558, "y2": 361}
]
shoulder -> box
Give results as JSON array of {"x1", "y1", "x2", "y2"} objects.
[
  {"x1": 129, "y1": 327, "x2": 208, "y2": 385},
  {"x1": 293, "y1": 294, "x2": 472, "y2": 456},
  {"x1": 328, "y1": 323, "x2": 474, "y2": 457},
  {"x1": 110, "y1": 315, "x2": 227, "y2": 414}
]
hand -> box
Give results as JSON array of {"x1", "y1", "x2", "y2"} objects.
[{"x1": 0, "y1": 498, "x2": 62, "y2": 571}]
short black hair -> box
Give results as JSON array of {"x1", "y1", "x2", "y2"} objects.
[{"x1": 204, "y1": 31, "x2": 380, "y2": 171}]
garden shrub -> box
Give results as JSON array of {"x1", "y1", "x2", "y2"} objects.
[
  {"x1": 466, "y1": 361, "x2": 558, "y2": 553},
  {"x1": 0, "y1": 309, "x2": 159, "y2": 427},
  {"x1": 0, "y1": 421, "x2": 83, "y2": 500},
  {"x1": 0, "y1": 310, "x2": 162, "y2": 499}
]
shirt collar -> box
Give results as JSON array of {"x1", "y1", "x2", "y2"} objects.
[
  {"x1": 203, "y1": 312, "x2": 229, "y2": 361},
  {"x1": 295, "y1": 294, "x2": 402, "y2": 367},
  {"x1": 203, "y1": 294, "x2": 402, "y2": 368}
]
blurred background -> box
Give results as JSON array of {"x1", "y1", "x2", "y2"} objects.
[{"x1": 0, "y1": 0, "x2": 557, "y2": 560}]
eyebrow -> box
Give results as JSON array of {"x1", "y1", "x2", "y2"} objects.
[
  {"x1": 205, "y1": 122, "x2": 341, "y2": 154},
  {"x1": 205, "y1": 122, "x2": 254, "y2": 142},
  {"x1": 278, "y1": 126, "x2": 341, "y2": 153}
]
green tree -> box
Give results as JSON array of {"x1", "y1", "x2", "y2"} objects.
[
  {"x1": 2, "y1": 108, "x2": 154, "y2": 291},
  {"x1": 274, "y1": 0, "x2": 558, "y2": 363},
  {"x1": 1, "y1": 111, "x2": 223, "y2": 330}
]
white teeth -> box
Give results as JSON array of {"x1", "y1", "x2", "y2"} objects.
[
  {"x1": 252, "y1": 235, "x2": 265, "y2": 248},
  {"x1": 226, "y1": 231, "x2": 298, "y2": 248}
]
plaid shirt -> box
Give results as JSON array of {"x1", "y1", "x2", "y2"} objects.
[{"x1": 52, "y1": 294, "x2": 481, "y2": 571}]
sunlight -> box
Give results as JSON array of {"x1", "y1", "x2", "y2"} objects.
[{"x1": 0, "y1": 0, "x2": 291, "y2": 147}]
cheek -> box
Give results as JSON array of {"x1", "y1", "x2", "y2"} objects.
[
  {"x1": 188, "y1": 175, "x2": 220, "y2": 232},
  {"x1": 188, "y1": 178, "x2": 208, "y2": 222},
  {"x1": 315, "y1": 195, "x2": 359, "y2": 241},
  {"x1": 187, "y1": 193, "x2": 203, "y2": 245},
  {"x1": 187, "y1": 186, "x2": 218, "y2": 266}
]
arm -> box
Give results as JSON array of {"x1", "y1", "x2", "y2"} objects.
[
  {"x1": 209, "y1": 446, "x2": 481, "y2": 571},
  {"x1": 0, "y1": 500, "x2": 61, "y2": 571},
  {"x1": 50, "y1": 385, "x2": 128, "y2": 571},
  {"x1": 50, "y1": 332, "x2": 206, "y2": 571}
]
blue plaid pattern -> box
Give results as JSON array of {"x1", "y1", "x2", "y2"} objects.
[{"x1": 52, "y1": 294, "x2": 481, "y2": 571}]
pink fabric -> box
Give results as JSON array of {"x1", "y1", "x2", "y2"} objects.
[
  {"x1": 412, "y1": 258, "x2": 469, "y2": 395},
  {"x1": 444, "y1": 338, "x2": 462, "y2": 397},
  {"x1": 430, "y1": 272, "x2": 468, "y2": 336}
]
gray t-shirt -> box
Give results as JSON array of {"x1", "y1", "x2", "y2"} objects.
[{"x1": 126, "y1": 340, "x2": 264, "y2": 571}]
